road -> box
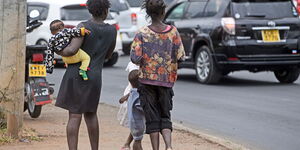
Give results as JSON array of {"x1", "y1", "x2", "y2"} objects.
[{"x1": 47, "y1": 55, "x2": 300, "y2": 150}]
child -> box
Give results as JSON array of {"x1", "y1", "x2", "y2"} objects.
[
  {"x1": 130, "y1": 0, "x2": 185, "y2": 150},
  {"x1": 127, "y1": 69, "x2": 145, "y2": 150},
  {"x1": 118, "y1": 62, "x2": 139, "y2": 150},
  {"x1": 45, "y1": 20, "x2": 91, "y2": 80}
]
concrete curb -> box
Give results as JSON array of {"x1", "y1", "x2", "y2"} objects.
[{"x1": 173, "y1": 122, "x2": 250, "y2": 150}]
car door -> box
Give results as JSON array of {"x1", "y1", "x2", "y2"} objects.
[
  {"x1": 179, "y1": 1, "x2": 208, "y2": 58},
  {"x1": 165, "y1": 1, "x2": 208, "y2": 59}
]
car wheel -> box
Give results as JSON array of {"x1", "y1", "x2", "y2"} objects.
[
  {"x1": 195, "y1": 46, "x2": 221, "y2": 84},
  {"x1": 274, "y1": 68, "x2": 300, "y2": 83},
  {"x1": 36, "y1": 39, "x2": 48, "y2": 45},
  {"x1": 104, "y1": 52, "x2": 119, "y2": 67}
]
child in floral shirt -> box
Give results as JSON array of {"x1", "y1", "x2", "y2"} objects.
[{"x1": 130, "y1": 0, "x2": 185, "y2": 149}]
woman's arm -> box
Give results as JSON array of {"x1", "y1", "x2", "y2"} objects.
[
  {"x1": 56, "y1": 37, "x2": 84, "y2": 57},
  {"x1": 105, "y1": 27, "x2": 117, "y2": 59}
]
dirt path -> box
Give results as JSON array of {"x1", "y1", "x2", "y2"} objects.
[{"x1": 0, "y1": 102, "x2": 229, "y2": 150}]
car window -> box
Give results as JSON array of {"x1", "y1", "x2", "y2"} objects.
[
  {"x1": 166, "y1": 2, "x2": 188, "y2": 21},
  {"x1": 28, "y1": 4, "x2": 49, "y2": 21},
  {"x1": 184, "y1": 1, "x2": 207, "y2": 19},
  {"x1": 127, "y1": 0, "x2": 143, "y2": 7},
  {"x1": 110, "y1": 0, "x2": 129, "y2": 12},
  {"x1": 61, "y1": 5, "x2": 113, "y2": 21},
  {"x1": 232, "y1": 1, "x2": 297, "y2": 19},
  {"x1": 165, "y1": 0, "x2": 174, "y2": 6},
  {"x1": 61, "y1": 5, "x2": 92, "y2": 21},
  {"x1": 203, "y1": 0, "x2": 224, "y2": 17}
]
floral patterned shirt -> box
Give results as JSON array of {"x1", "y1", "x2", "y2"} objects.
[{"x1": 130, "y1": 26, "x2": 185, "y2": 88}]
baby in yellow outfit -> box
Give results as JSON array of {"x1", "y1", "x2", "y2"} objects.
[{"x1": 46, "y1": 20, "x2": 90, "y2": 80}]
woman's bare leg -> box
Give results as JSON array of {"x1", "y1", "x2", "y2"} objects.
[
  {"x1": 161, "y1": 129, "x2": 172, "y2": 150},
  {"x1": 150, "y1": 132, "x2": 160, "y2": 150},
  {"x1": 84, "y1": 112, "x2": 99, "y2": 150},
  {"x1": 67, "y1": 113, "x2": 82, "y2": 150}
]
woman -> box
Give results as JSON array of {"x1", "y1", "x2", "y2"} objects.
[
  {"x1": 55, "y1": 0, "x2": 117, "y2": 149},
  {"x1": 130, "y1": 0, "x2": 185, "y2": 150}
]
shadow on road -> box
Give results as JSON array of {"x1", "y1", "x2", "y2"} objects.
[{"x1": 177, "y1": 74, "x2": 299, "y2": 87}]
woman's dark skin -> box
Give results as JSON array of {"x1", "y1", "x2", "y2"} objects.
[{"x1": 57, "y1": 10, "x2": 116, "y2": 150}]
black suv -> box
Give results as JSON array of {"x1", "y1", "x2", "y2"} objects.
[{"x1": 165, "y1": 0, "x2": 300, "y2": 84}]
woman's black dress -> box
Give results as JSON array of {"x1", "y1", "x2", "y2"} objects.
[{"x1": 55, "y1": 20, "x2": 117, "y2": 114}]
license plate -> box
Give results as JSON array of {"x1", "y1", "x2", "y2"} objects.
[
  {"x1": 29, "y1": 64, "x2": 46, "y2": 77},
  {"x1": 262, "y1": 29, "x2": 280, "y2": 42}
]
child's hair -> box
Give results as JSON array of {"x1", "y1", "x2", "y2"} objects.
[
  {"x1": 128, "y1": 70, "x2": 139, "y2": 88},
  {"x1": 142, "y1": 0, "x2": 166, "y2": 20},
  {"x1": 50, "y1": 20, "x2": 64, "y2": 33},
  {"x1": 86, "y1": 0, "x2": 111, "y2": 18}
]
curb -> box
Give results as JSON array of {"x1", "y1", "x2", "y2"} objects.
[{"x1": 173, "y1": 122, "x2": 250, "y2": 150}]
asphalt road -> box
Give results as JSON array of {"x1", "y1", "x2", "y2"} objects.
[{"x1": 47, "y1": 55, "x2": 300, "y2": 150}]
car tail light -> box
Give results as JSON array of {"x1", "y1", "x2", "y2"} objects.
[
  {"x1": 65, "y1": 25, "x2": 75, "y2": 29},
  {"x1": 297, "y1": 0, "x2": 300, "y2": 14},
  {"x1": 221, "y1": 17, "x2": 235, "y2": 35},
  {"x1": 80, "y1": 3, "x2": 86, "y2": 7},
  {"x1": 228, "y1": 57, "x2": 239, "y2": 61},
  {"x1": 113, "y1": 23, "x2": 120, "y2": 30},
  {"x1": 32, "y1": 53, "x2": 44, "y2": 62},
  {"x1": 131, "y1": 13, "x2": 137, "y2": 25}
]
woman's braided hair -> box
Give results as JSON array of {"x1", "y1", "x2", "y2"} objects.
[
  {"x1": 142, "y1": 0, "x2": 166, "y2": 20},
  {"x1": 86, "y1": 0, "x2": 111, "y2": 18}
]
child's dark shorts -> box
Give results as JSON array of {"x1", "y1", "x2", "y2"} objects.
[{"x1": 138, "y1": 84, "x2": 174, "y2": 134}]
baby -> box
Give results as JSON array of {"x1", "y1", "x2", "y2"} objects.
[{"x1": 45, "y1": 20, "x2": 91, "y2": 80}]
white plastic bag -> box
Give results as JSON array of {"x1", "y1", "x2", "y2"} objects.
[{"x1": 117, "y1": 101, "x2": 129, "y2": 127}]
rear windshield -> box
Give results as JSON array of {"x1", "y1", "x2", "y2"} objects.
[
  {"x1": 232, "y1": 1, "x2": 297, "y2": 19},
  {"x1": 127, "y1": 0, "x2": 174, "y2": 7},
  {"x1": 61, "y1": 5, "x2": 91, "y2": 21},
  {"x1": 110, "y1": 0, "x2": 129, "y2": 12},
  {"x1": 127, "y1": 0, "x2": 143, "y2": 7},
  {"x1": 61, "y1": 5, "x2": 113, "y2": 21},
  {"x1": 27, "y1": 3, "x2": 49, "y2": 21}
]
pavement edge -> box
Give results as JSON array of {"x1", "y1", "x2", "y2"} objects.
[{"x1": 173, "y1": 122, "x2": 250, "y2": 150}]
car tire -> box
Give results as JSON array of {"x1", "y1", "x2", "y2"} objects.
[
  {"x1": 195, "y1": 46, "x2": 221, "y2": 84},
  {"x1": 274, "y1": 68, "x2": 300, "y2": 83},
  {"x1": 36, "y1": 39, "x2": 48, "y2": 46},
  {"x1": 104, "y1": 52, "x2": 119, "y2": 67}
]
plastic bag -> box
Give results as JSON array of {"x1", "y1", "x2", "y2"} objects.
[{"x1": 117, "y1": 101, "x2": 129, "y2": 127}]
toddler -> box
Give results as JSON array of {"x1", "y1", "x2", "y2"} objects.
[{"x1": 45, "y1": 20, "x2": 91, "y2": 80}]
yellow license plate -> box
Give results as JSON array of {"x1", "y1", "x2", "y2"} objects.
[
  {"x1": 29, "y1": 64, "x2": 46, "y2": 77},
  {"x1": 262, "y1": 29, "x2": 280, "y2": 42}
]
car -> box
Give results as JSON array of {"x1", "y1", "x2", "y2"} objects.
[
  {"x1": 165, "y1": 0, "x2": 300, "y2": 84},
  {"x1": 26, "y1": 0, "x2": 122, "y2": 67},
  {"x1": 110, "y1": 0, "x2": 135, "y2": 55}
]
